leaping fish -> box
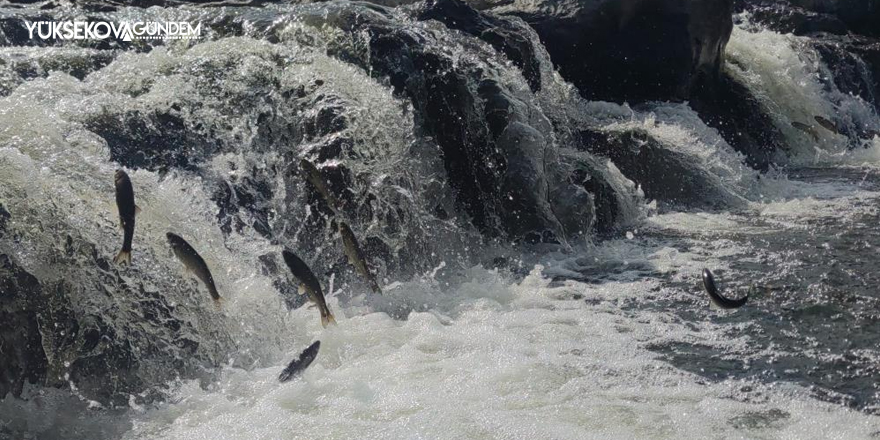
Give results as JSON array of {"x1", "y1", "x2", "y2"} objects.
[
  {"x1": 338, "y1": 221, "x2": 382, "y2": 294},
  {"x1": 282, "y1": 249, "x2": 336, "y2": 327},
  {"x1": 701, "y1": 268, "x2": 748, "y2": 309},
  {"x1": 113, "y1": 170, "x2": 139, "y2": 265},
  {"x1": 167, "y1": 232, "x2": 223, "y2": 307},
  {"x1": 300, "y1": 159, "x2": 341, "y2": 215},
  {"x1": 814, "y1": 115, "x2": 841, "y2": 135},
  {"x1": 278, "y1": 340, "x2": 321, "y2": 383},
  {"x1": 791, "y1": 121, "x2": 820, "y2": 142}
]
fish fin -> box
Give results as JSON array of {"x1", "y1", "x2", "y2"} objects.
[
  {"x1": 213, "y1": 297, "x2": 224, "y2": 309},
  {"x1": 135, "y1": 205, "x2": 142, "y2": 215},
  {"x1": 709, "y1": 301, "x2": 720, "y2": 310},
  {"x1": 370, "y1": 280, "x2": 382, "y2": 294},
  {"x1": 297, "y1": 284, "x2": 307, "y2": 295},
  {"x1": 113, "y1": 250, "x2": 131, "y2": 266},
  {"x1": 118, "y1": 218, "x2": 125, "y2": 229},
  {"x1": 321, "y1": 311, "x2": 336, "y2": 328}
]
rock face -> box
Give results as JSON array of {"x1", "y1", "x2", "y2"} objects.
[
  {"x1": 483, "y1": 0, "x2": 735, "y2": 103},
  {"x1": 579, "y1": 129, "x2": 746, "y2": 209},
  {"x1": 788, "y1": 0, "x2": 880, "y2": 37},
  {"x1": 0, "y1": 202, "x2": 232, "y2": 406},
  {"x1": 737, "y1": 1, "x2": 880, "y2": 116},
  {"x1": 0, "y1": 254, "x2": 45, "y2": 399}
]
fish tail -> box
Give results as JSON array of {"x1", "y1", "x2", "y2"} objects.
[
  {"x1": 321, "y1": 310, "x2": 337, "y2": 328},
  {"x1": 370, "y1": 279, "x2": 382, "y2": 294},
  {"x1": 213, "y1": 296, "x2": 224, "y2": 309},
  {"x1": 113, "y1": 250, "x2": 131, "y2": 265}
]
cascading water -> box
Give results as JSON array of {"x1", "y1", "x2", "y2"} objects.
[{"x1": 2, "y1": 0, "x2": 880, "y2": 438}]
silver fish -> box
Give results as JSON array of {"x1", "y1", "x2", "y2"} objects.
[
  {"x1": 300, "y1": 159, "x2": 341, "y2": 215},
  {"x1": 701, "y1": 268, "x2": 747, "y2": 309},
  {"x1": 814, "y1": 115, "x2": 841, "y2": 135},
  {"x1": 166, "y1": 232, "x2": 223, "y2": 307},
  {"x1": 113, "y1": 170, "x2": 138, "y2": 265},
  {"x1": 792, "y1": 121, "x2": 820, "y2": 142},
  {"x1": 278, "y1": 340, "x2": 320, "y2": 383},
  {"x1": 338, "y1": 221, "x2": 381, "y2": 294},
  {"x1": 282, "y1": 250, "x2": 336, "y2": 327}
]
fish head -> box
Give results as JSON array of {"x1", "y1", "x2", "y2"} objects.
[
  {"x1": 702, "y1": 268, "x2": 717, "y2": 293},
  {"x1": 114, "y1": 169, "x2": 128, "y2": 184},
  {"x1": 166, "y1": 232, "x2": 183, "y2": 248}
]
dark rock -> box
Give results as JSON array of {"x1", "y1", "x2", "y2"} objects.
[
  {"x1": 744, "y1": 2, "x2": 848, "y2": 35},
  {"x1": 418, "y1": 0, "x2": 547, "y2": 92},
  {"x1": 0, "y1": 254, "x2": 46, "y2": 398},
  {"x1": 789, "y1": 0, "x2": 880, "y2": 37},
  {"x1": 360, "y1": 10, "x2": 569, "y2": 240},
  {"x1": 488, "y1": 0, "x2": 734, "y2": 103},
  {"x1": 691, "y1": 71, "x2": 787, "y2": 170},
  {"x1": 0, "y1": 226, "x2": 232, "y2": 406},
  {"x1": 811, "y1": 36, "x2": 880, "y2": 114},
  {"x1": 86, "y1": 109, "x2": 213, "y2": 174},
  {"x1": 580, "y1": 128, "x2": 745, "y2": 208},
  {"x1": 0, "y1": 203, "x2": 8, "y2": 238}
]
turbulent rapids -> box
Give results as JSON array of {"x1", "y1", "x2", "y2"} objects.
[{"x1": 1, "y1": 0, "x2": 880, "y2": 438}]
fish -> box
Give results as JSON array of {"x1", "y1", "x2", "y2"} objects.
[
  {"x1": 113, "y1": 169, "x2": 139, "y2": 265},
  {"x1": 814, "y1": 115, "x2": 841, "y2": 135},
  {"x1": 282, "y1": 249, "x2": 336, "y2": 327},
  {"x1": 166, "y1": 232, "x2": 223, "y2": 307},
  {"x1": 300, "y1": 159, "x2": 341, "y2": 215},
  {"x1": 791, "y1": 121, "x2": 820, "y2": 142},
  {"x1": 701, "y1": 268, "x2": 748, "y2": 309},
  {"x1": 338, "y1": 221, "x2": 381, "y2": 294},
  {"x1": 278, "y1": 340, "x2": 320, "y2": 383}
]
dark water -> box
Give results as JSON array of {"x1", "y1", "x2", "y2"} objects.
[{"x1": 638, "y1": 166, "x2": 880, "y2": 413}]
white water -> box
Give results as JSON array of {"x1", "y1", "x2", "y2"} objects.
[{"x1": 4, "y1": 8, "x2": 880, "y2": 440}]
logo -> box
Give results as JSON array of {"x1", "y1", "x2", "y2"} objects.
[{"x1": 25, "y1": 21, "x2": 202, "y2": 42}]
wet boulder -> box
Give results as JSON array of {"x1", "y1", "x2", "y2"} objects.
[
  {"x1": 0, "y1": 255, "x2": 46, "y2": 399},
  {"x1": 690, "y1": 71, "x2": 788, "y2": 170},
  {"x1": 580, "y1": 128, "x2": 745, "y2": 209},
  {"x1": 481, "y1": 0, "x2": 735, "y2": 103},
  {"x1": 788, "y1": 0, "x2": 880, "y2": 37},
  {"x1": 418, "y1": 0, "x2": 550, "y2": 92},
  {"x1": 322, "y1": 2, "x2": 629, "y2": 240},
  {"x1": 740, "y1": 1, "x2": 848, "y2": 35},
  {"x1": 0, "y1": 222, "x2": 231, "y2": 406}
]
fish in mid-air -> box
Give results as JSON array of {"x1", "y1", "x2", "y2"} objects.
[
  {"x1": 300, "y1": 159, "x2": 341, "y2": 215},
  {"x1": 813, "y1": 115, "x2": 841, "y2": 135},
  {"x1": 113, "y1": 169, "x2": 139, "y2": 265},
  {"x1": 338, "y1": 221, "x2": 381, "y2": 294},
  {"x1": 282, "y1": 249, "x2": 336, "y2": 327},
  {"x1": 791, "y1": 121, "x2": 820, "y2": 142},
  {"x1": 166, "y1": 232, "x2": 223, "y2": 307},
  {"x1": 278, "y1": 340, "x2": 321, "y2": 383},
  {"x1": 701, "y1": 268, "x2": 748, "y2": 309}
]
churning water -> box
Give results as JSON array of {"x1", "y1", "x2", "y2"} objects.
[{"x1": 1, "y1": 2, "x2": 880, "y2": 439}]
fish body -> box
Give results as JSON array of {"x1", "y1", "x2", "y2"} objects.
[
  {"x1": 338, "y1": 221, "x2": 381, "y2": 294},
  {"x1": 791, "y1": 121, "x2": 820, "y2": 142},
  {"x1": 278, "y1": 340, "x2": 320, "y2": 383},
  {"x1": 701, "y1": 268, "x2": 747, "y2": 309},
  {"x1": 814, "y1": 115, "x2": 841, "y2": 135},
  {"x1": 282, "y1": 249, "x2": 336, "y2": 327},
  {"x1": 113, "y1": 170, "x2": 137, "y2": 265},
  {"x1": 300, "y1": 159, "x2": 340, "y2": 214},
  {"x1": 166, "y1": 232, "x2": 222, "y2": 305}
]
